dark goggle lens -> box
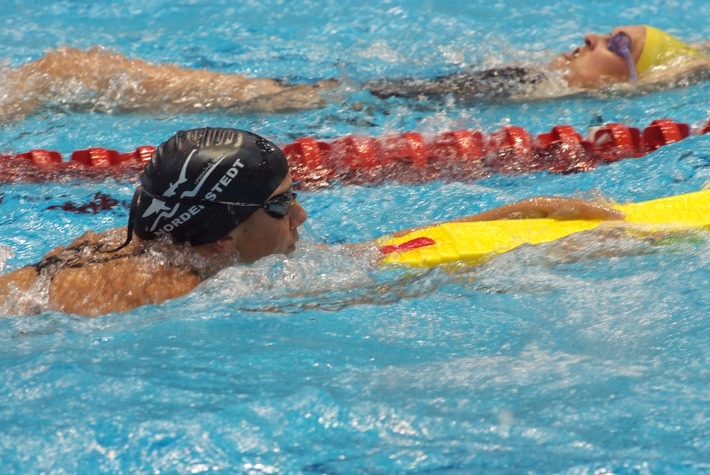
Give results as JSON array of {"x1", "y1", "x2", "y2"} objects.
[{"x1": 263, "y1": 192, "x2": 297, "y2": 218}]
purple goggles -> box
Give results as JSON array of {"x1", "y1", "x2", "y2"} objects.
[{"x1": 607, "y1": 32, "x2": 637, "y2": 82}]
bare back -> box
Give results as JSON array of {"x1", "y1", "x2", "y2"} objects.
[{"x1": 0, "y1": 229, "x2": 203, "y2": 316}]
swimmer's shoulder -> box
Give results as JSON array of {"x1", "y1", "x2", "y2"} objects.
[
  {"x1": 49, "y1": 256, "x2": 201, "y2": 316},
  {"x1": 42, "y1": 229, "x2": 110, "y2": 257},
  {"x1": 1, "y1": 228, "x2": 202, "y2": 316},
  {"x1": 47, "y1": 238, "x2": 202, "y2": 316},
  {"x1": 0, "y1": 231, "x2": 112, "y2": 315},
  {"x1": 0, "y1": 267, "x2": 41, "y2": 315}
]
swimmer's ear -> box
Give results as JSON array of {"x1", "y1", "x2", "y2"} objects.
[{"x1": 212, "y1": 234, "x2": 236, "y2": 253}]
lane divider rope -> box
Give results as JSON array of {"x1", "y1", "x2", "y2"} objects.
[{"x1": 2, "y1": 118, "x2": 709, "y2": 185}]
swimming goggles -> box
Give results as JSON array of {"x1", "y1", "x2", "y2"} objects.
[
  {"x1": 140, "y1": 186, "x2": 297, "y2": 219},
  {"x1": 214, "y1": 190, "x2": 298, "y2": 219},
  {"x1": 607, "y1": 32, "x2": 638, "y2": 82}
]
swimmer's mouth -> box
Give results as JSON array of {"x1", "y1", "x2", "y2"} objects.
[
  {"x1": 288, "y1": 232, "x2": 299, "y2": 254},
  {"x1": 562, "y1": 46, "x2": 584, "y2": 62}
]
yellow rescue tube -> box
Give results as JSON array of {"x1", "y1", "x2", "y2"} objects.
[{"x1": 379, "y1": 189, "x2": 710, "y2": 267}]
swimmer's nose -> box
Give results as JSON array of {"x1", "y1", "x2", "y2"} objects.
[
  {"x1": 584, "y1": 33, "x2": 603, "y2": 50},
  {"x1": 290, "y1": 200, "x2": 307, "y2": 229}
]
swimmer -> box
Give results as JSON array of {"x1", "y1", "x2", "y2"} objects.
[
  {"x1": 369, "y1": 24, "x2": 710, "y2": 100},
  {"x1": 0, "y1": 46, "x2": 334, "y2": 123},
  {"x1": 0, "y1": 127, "x2": 624, "y2": 317},
  {"x1": 2, "y1": 25, "x2": 708, "y2": 122}
]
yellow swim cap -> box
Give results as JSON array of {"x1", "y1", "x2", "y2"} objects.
[{"x1": 636, "y1": 25, "x2": 702, "y2": 76}]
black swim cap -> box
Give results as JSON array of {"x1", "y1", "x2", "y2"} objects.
[{"x1": 122, "y1": 128, "x2": 289, "y2": 247}]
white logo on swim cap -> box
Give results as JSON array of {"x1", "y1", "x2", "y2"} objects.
[
  {"x1": 164, "y1": 148, "x2": 198, "y2": 198},
  {"x1": 144, "y1": 134, "x2": 248, "y2": 237},
  {"x1": 163, "y1": 134, "x2": 244, "y2": 199},
  {"x1": 142, "y1": 196, "x2": 172, "y2": 218},
  {"x1": 143, "y1": 196, "x2": 182, "y2": 233},
  {"x1": 180, "y1": 154, "x2": 230, "y2": 199}
]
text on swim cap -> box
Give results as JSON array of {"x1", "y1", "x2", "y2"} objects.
[
  {"x1": 155, "y1": 204, "x2": 205, "y2": 235},
  {"x1": 150, "y1": 156, "x2": 245, "y2": 237},
  {"x1": 204, "y1": 159, "x2": 244, "y2": 201}
]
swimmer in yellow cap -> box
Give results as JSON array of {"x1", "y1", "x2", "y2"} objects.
[
  {"x1": 1, "y1": 25, "x2": 708, "y2": 122},
  {"x1": 371, "y1": 24, "x2": 710, "y2": 100},
  {"x1": 551, "y1": 25, "x2": 709, "y2": 88}
]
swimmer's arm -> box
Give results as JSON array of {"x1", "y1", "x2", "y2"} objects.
[
  {"x1": 451, "y1": 196, "x2": 625, "y2": 221},
  {"x1": 88, "y1": 48, "x2": 333, "y2": 112},
  {"x1": 235, "y1": 79, "x2": 336, "y2": 112},
  {"x1": 389, "y1": 197, "x2": 624, "y2": 237},
  {"x1": 4, "y1": 47, "x2": 332, "y2": 120}
]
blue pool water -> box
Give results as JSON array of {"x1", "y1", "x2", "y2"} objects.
[{"x1": 1, "y1": 0, "x2": 710, "y2": 473}]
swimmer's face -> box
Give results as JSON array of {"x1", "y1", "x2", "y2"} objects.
[
  {"x1": 227, "y1": 173, "x2": 307, "y2": 264},
  {"x1": 550, "y1": 25, "x2": 646, "y2": 88}
]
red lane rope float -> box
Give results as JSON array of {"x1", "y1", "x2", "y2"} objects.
[
  {"x1": 3, "y1": 118, "x2": 709, "y2": 186},
  {"x1": 0, "y1": 146, "x2": 154, "y2": 183}
]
